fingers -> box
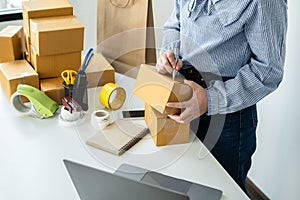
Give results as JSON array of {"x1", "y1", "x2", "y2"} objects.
[
  {"x1": 165, "y1": 51, "x2": 176, "y2": 68},
  {"x1": 156, "y1": 55, "x2": 172, "y2": 74},
  {"x1": 168, "y1": 110, "x2": 193, "y2": 124},
  {"x1": 175, "y1": 59, "x2": 183, "y2": 71},
  {"x1": 167, "y1": 101, "x2": 188, "y2": 109},
  {"x1": 168, "y1": 114, "x2": 185, "y2": 124},
  {"x1": 156, "y1": 50, "x2": 182, "y2": 74}
]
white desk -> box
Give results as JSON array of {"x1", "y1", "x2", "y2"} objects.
[{"x1": 0, "y1": 73, "x2": 249, "y2": 200}]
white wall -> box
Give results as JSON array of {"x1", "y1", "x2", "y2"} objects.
[
  {"x1": 72, "y1": 0, "x2": 300, "y2": 199},
  {"x1": 248, "y1": 1, "x2": 300, "y2": 199}
]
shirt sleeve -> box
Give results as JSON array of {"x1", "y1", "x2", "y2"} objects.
[
  {"x1": 206, "y1": 0, "x2": 288, "y2": 115},
  {"x1": 160, "y1": 0, "x2": 181, "y2": 54}
]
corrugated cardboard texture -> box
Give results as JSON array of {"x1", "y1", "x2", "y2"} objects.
[
  {"x1": 86, "y1": 53, "x2": 115, "y2": 88},
  {"x1": 22, "y1": 0, "x2": 73, "y2": 35},
  {"x1": 0, "y1": 60, "x2": 39, "y2": 100},
  {"x1": 133, "y1": 64, "x2": 193, "y2": 115},
  {"x1": 0, "y1": 26, "x2": 24, "y2": 63},
  {"x1": 145, "y1": 103, "x2": 190, "y2": 146},
  {"x1": 40, "y1": 77, "x2": 64, "y2": 104},
  {"x1": 30, "y1": 15, "x2": 84, "y2": 56},
  {"x1": 31, "y1": 46, "x2": 81, "y2": 78}
]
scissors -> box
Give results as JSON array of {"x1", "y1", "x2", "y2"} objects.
[{"x1": 61, "y1": 70, "x2": 77, "y2": 85}]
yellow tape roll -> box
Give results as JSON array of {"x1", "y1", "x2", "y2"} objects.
[{"x1": 99, "y1": 83, "x2": 126, "y2": 110}]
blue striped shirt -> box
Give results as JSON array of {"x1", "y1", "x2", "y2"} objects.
[{"x1": 161, "y1": 0, "x2": 288, "y2": 115}]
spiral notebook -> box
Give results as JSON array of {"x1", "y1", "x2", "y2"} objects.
[{"x1": 86, "y1": 120, "x2": 149, "y2": 156}]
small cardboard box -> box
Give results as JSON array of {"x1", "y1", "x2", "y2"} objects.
[
  {"x1": 40, "y1": 77, "x2": 64, "y2": 104},
  {"x1": 133, "y1": 64, "x2": 193, "y2": 115},
  {"x1": 0, "y1": 26, "x2": 24, "y2": 63},
  {"x1": 111, "y1": 59, "x2": 140, "y2": 79},
  {"x1": 145, "y1": 103, "x2": 190, "y2": 146},
  {"x1": 22, "y1": 0, "x2": 73, "y2": 35},
  {"x1": 86, "y1": 53, "x2": 115, "y2": 88},
  {"x1": 0, "y1": 60, "x2": 39, "y2": 100},
  {"x1": 30, "y1": 15, "x2": 84, "y2": 56},
  {"x1": 31, "y1": 46, "x2": 81, "y2": 78}
]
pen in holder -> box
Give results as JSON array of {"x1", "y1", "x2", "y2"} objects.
[{"x1": 72, "y1": 47, "x2": 94, "y2": 111}]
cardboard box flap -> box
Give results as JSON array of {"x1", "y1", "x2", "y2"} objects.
[{"x1": 133, "y1": 64, "x2": 192, "y2": 114}]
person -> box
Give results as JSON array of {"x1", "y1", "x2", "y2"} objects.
[{"x1": 156, "y1": 0, "x2": 287, "y2": 194}]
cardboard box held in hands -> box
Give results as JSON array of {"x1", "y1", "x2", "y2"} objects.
[
  {"x1": 133, "y1": 64, "x2": 193, "y2": 115},
  {"x1": 145, "y1": 103, "x2": 190, "y2": 146}
]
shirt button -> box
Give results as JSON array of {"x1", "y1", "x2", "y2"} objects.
[{"x1": 188, "y1": 69, "x2": 193, "y2": 74}]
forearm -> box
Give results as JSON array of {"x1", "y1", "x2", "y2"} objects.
[
  {"x1": 206, "y1": 62, "x2": 284, "y2": 115},
  {"x1": 206, "y1": 0, "x2": 287, "y2": 115}
]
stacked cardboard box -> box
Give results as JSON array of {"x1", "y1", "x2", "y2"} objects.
[
  {"x1": 0, "y1": 25, "x2": 38, "y2": 100},
  {"x1": 22, "y1": 1, "x2": 83, "y2": 78},
  {"x1": 133, "y1": 64, "x2": 193, "y2": 146},
  {"x1": 21, "y1": 0, "x2": 84, "y2": 104},
  {"x1": 0, "y1": 0, "x2": 116, "y2": 105},
  {"x1": 0, "y1": 26, "x2": 24, "y2": 63},
  {"x1": 22, "y1": 0, "x2": 73, "y2": 62},
  {"x1": 0, "y1": 60, "x2": 39, "y2": 100}
]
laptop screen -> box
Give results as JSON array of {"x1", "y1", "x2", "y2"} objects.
[{"x1": 63, "y1": 160, "x2": 189, "y2": 200}]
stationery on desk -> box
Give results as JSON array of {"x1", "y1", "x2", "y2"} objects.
[{"x1": 86, "y1": 119, "x2": 149, "y2": 156}]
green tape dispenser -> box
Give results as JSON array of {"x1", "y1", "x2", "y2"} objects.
[{"x1": 10, "y1": 84, "x2": 58, "y2": 119}]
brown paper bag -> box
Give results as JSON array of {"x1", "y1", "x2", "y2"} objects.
[{"x1": 97, "y1": 0, "x2": 156, "y2": 78}]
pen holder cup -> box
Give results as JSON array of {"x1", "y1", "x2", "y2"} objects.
[
  {"x1": 62, "y1": 82, "x2": 74, "y2": 98},
  {"x1": 72, "y1": 85, "x2": 88, "y2": 111},
  {"x1": 72, "y1": 71, "x2": 89, "y2": 111}
]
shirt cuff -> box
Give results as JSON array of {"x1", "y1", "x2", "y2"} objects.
[
  {"x1": 206, "y1": 81, "x2": 228, "y2": 115},
  {"x1": 206, "y1": 87, "x2": 219, "y2": 116}
]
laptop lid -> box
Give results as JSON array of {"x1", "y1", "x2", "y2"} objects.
[
  {"x1": 63, "y1": 160, "x2": 190, "y2": 200},
  {"x1": 114, "y1": 163, "x2": 222, "y2": 200}
]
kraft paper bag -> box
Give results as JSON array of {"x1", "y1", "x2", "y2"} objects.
[{"x1": 97, "y1": 0, "x2": 156, "y2": 78}]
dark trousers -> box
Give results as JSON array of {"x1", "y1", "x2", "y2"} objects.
[{"x1": 180, "y1": 66, "x2": 257, "y2": 193}]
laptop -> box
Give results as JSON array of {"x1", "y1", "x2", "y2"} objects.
[
  {"x1": 115, "y1": 163, "x2": 222, "y2": 200},
  {"x1": 64, "y1": 160, "x2": 189, "y2": 200},
  {"x1": 64, "y1": 160, "x2": 222, "y2": 200}
]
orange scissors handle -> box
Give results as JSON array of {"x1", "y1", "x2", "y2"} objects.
[{"x1": 61, "y1": 70, "x2": 77, "y2": 85}]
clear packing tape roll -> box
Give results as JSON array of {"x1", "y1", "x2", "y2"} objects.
[
  {"x1": 90, "y1": 110, "x2": 112, "y2": 130},
  {"x1": 99, "y1": 83, "x2": 126, "y2": 110}
]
